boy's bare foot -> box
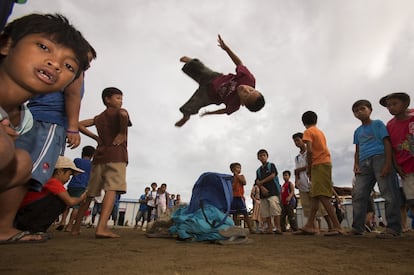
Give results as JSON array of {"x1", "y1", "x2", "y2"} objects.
[
  {"x1": 95, "y1": 231, "x2": 120, "y2": 239},
  {"x1": 175, "y1": 115, "x2": 190, "y2": 127},
  {"x1": 179, "y1": 56, "x2": 191, "y2": 63}
]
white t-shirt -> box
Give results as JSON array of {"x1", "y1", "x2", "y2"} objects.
[{"x1": 295, "y1": 150, "x2": 311, "y2": 192}]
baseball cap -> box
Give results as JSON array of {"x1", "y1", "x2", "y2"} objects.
[
  {"x1": 55, "y1": 156, "x2": 85, "y2": 174},
  {"x1": 379, "y1": 92, "x2": 410, "y2": 107}
]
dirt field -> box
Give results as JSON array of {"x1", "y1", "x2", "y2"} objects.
[{"x1": 1, "y1": 227, "x2": 413, "y2": 275}]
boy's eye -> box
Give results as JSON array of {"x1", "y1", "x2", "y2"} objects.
[
  {"x1": 64, "y1": 63, "x2": 75, "y2": 72},
  {"x1": 37, "y1": 43, "x2": 49, "y2": 51}
]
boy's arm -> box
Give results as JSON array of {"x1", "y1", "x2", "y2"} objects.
[
  {"x1": 217, "y1": 34, "x2": 243, "y2": 66},
  {"x1": 200, "y1": 108, "x2": 227, "y2": 117},
  {"x1": 64, "y1": 74, "x2": 84, "y2": 149},
  {"x1": 305, "y1": 141, "x2": 313, "y2": 180},
  {"x1": 79, "y1": 118, "x2": 99, "y2": 142},
  {"x1": 234, "y1": 174, "x2": 247, "y2": 185},
  {"x1": 256, "y1": 172, "x2": 276, "y2": 186},
  {"x1": 382, "y1": 137, "x2": 396, "y2": 177},
  {"x1": 56, "y1": 190, "x2": 87, "y2": 206},
  {"x1": 112, "y1": 109, "x2": 129, "y2": 145},
  {"x1": 354, "y1": 144, "x2": 360, "y2": 174},
  {"x1": 287, "y1": 182, "x2": 295, "y2": 201}
]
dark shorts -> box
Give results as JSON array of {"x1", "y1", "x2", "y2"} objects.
[
  {"x1": 179, "y1": 59, "x2": 222, "y2": 115},
  {"x1": 68, "y1": 187, "x2": 86, "y2": 209},
  {"x1": 230, "y1": 197, "x2": 248, "y2": 215}
]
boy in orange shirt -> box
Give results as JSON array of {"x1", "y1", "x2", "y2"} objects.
[{"x1": 229, "y1": 162, "x2": 254, "y2": 233}]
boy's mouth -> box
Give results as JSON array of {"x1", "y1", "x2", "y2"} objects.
[{"x1": 36, "y1": 68, "x2": 56, "y2": 84}]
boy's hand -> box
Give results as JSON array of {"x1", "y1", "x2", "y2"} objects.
[
  {"x1": 112, "y1": 133, "x2": 126, "y2": 146},
  {"x1": 217, "y1": 34, "x2": 228, "y2": 51},
  {"x1": 380, "y1": 163, "x2": 391, "y2": 177},
  {"x1": 1, "y1": 119, "x2": 18, "y2": 141},
  {"x1": 66, "y1": 132, "x2": 80, "y2": 149}
]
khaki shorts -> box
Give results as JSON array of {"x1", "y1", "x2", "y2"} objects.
[
  {"x1": 87, "y1": 162, "x2": 127, "y2": 197},
  {"x1": 260, "y1": 195, "x2": 281, "y2": 218},
  {"x1": 310, "y1": 163, "x2": 333, "y2": 198},
  {"x1": 299, "y1": 191, "x2": 327, "y2": 218}
]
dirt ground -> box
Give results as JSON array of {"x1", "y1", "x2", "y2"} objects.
[{"x1": 1, "y1": 227, "x2": 413, "y2": 275}]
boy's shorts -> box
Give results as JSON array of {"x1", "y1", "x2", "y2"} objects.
[
  {"x1": 310, "y1": 163, "x2": 333, "y2": 198},
  {"x1": 260, "y1": 195, "x2": 281, "y2": 218},
  {"x1": 230, "y1": 197, "x2": 248, "y2": 215},
  {"x1": 299, "y1": 191, "x2": 327, "y2": 218},
  {"x1": 402, "y1": 173, "x2": 414, "y2": 207},
  {"x1": 86, "y1": 162, "x2": 127, "y2": 197},
  {"x1": 179, "y1": 59, "x2": 222, "y2": 115},
  {"x1": 15, "y1": 120, "x2": 66, "y2": 191}
]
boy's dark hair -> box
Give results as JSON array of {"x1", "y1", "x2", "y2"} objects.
[
  {"x1": 102, "y1": 87, "x2": 123, "y2": 105},
  {"x1": 0, "y1": 13, "x2": 92, "y2": 78},
  {"x1": 161, "y1": 183, "x2": 167, "y2": 188},
  {"x1": 145, "y1": 187, "x2": 150, "y2": 191},
  {"x1": 246, "y1": 93, "x2": 265, "y2": 112},
  {"x1": 379, "y1": 92, "x2": 410, "y2": 107},
  {"x1": 292, "y1": 132, "x2": 303, "y2": 139},
  {"x1": 283, "y1": 170, "x2": 291, "y2": 176},
  {"x1": 81, "y1": 145, "x2": 95, "y2": 158},
  {"x1": 229, "y1": 162, "x2": 241, "y2": 171},
  {"x1": 151, "y1": 182, "x2": 157, "y2": 187},
  {"x1": 257, "y1": 149, "x2": 268, "y2": 157},
  {"x1": 352, "y1": 99, "x2": 372, "y2": 112},
  {"x1": 302, "y1": 111, "x2": 317, "y2": 125}
]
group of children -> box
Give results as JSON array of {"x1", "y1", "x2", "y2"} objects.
[{"x1": 1, "y1": 9, "x2": 413, "y2": 245}]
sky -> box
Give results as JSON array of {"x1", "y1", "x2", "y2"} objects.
[{"x1": 9, "y1": 0, "x2": 414, "y2": 204}]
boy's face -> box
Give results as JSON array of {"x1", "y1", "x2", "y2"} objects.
[
  {"x1": 0, "y1": 34, "x2": 79, "y2": 94},
  {"x1": 105, "y1": 94, "x2": 123, "y2": 108},
  {"x1": 257, "y1": 152, "x2": 268, "y2": 164},
  {"x1": 293, "y1": 137, "x2": 304, "y2": 148},
  {"x1": 353, "y1": 105, "x2": 372, "y2": 121},
  {"x1": 231, "y1": 165, "x2": 242, "y2": 174},
  {"x1": 237, "y1": 85, "x2": 260, "y2": 106},
  {"x1": 56, "y1": 169, "x2": 73, "y2": 184},
  {"x1": 385, "y1": 98, "x2": 408, "y2": 116},
  {"x1": 283, "y1": 173, "x2": 290, "y2": 182}
]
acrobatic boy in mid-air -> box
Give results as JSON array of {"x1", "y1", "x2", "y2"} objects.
[{"x1": 175, "y1": 35, "x2": 265, "y2": 127}]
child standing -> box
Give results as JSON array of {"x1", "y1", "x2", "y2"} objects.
[
  {"x1": 229, "y1": 162, "x2": 254, "y2": 233},
  {"x1": 135, "y1": 187, "x2": 150, "y2": 230},
  {"x1": 280, "y1": 170, "x2": 298, "y2": 232},
  {"x1": 15, "y1": 156, "x2": 86, "y2": 234},
  {"x1": 175, "y1": 35, "x2": 265, "y2": 127},
  {"x1": 296, "y1": 111, "x2": 344, "y2": 235},
  {"x1": 71, "y1": 87, "x2": 132, "y2": 238},
  {"x1": 255, "y1": 149, "x2": 282, "y2": 234},
  {"x1": 0, "y1": 13, "x2": 91, "y2": 244},
  {"x1": 351, "y1": 100, "x2": 401, "y2": 237},
  {"x1": 380, "y1": 92, "x2": 414, "y2": 234}
]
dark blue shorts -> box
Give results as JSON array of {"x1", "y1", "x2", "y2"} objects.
[{"x1": 230, "y1": 197, "x2": 248, "y2": 215}]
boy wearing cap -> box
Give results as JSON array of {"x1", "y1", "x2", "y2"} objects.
[
  {"x1": 14, "y1": 156, "x2": 87, "y2": 234},
  {"x1": 380, "y1": 92, "x2": 414, "y2": 225}
]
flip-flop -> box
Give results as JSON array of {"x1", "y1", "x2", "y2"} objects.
[
  {"x1": 0, "y1": 231, "x2": 48, "y2": 245},
  {"x1": 292, "y1": 229, "x2": 316, "y2": 235},
  {"x1": 219, "y1": 226, "x2": 249, "y2": 238},
  {"x1": 95, "y1": 233, "x2": 120, "y2": 239},
  {"x1": 216, "y1": 236, "x2": 253, "y2": 245},
  {"x1": 324, "y1": 230, "x2": 348, "y2": 236}
]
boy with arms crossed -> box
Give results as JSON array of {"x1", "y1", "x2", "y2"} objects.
[{"x1": 71, "y1": 87, "x2": 132, "y2": 238}]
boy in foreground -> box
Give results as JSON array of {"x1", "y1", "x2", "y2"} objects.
[
  {"x1": 175, "y1": 35, "x2": 265, "y2": 127},
  {"x1": 0, "y1": 13, "x2": 91, "y2": 243},
  {"x1": 71, "y1": 87, "x2": 132, "y2": 238}
]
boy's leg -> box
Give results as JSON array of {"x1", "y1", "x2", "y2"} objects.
[
  {"x1": 0, "y1": 185, "x2": 43, "y2": 241},
  {"x1": 352, "y1": 164, "x2": 376, "y2": 233},
  {"x1": 71, "y1": 197, "x2": 93, "y2": 235},
  {"x1": 287, "y1": 204, "x2": 298, "y2": 231},
  {"x1": 95, "y1": 190, "x2": 119, "y2": 238},
  {"x1": 319, "y1": 196, "x2": 342, "y2": 230},
  {"x1": 280, "y1": 205, "x2": 287, "y2": 231},
  {"x1": 303, "y1": 197, "x2": 319, "y2": 232},
  {"x1": 65, "y1": 208, "x2": 79, "y2": 231}
]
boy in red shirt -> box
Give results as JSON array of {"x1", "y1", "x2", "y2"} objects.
[
  {"x1": 175, "y1": 35, "x2": 265, "y2": 127},
  {"x1": 280, "y1": 170, "x2": 298, "y2": 232},
  {"x1": 14, "y1": 156, "x2": 86, "y2": 235}
]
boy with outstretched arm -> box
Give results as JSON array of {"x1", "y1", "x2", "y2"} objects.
[
  {"x1": 175, "y1": 35, "x2": 265, "y2": 127},
  {"x1": 71, "y1": 87, "x2": 132, "y2": 238},
  {"x1": 351, "y1": 99, "x2": 401, "y2": 238},
  {"x1": 0, "y1": 13, "x2": 92, "y2": 244}
]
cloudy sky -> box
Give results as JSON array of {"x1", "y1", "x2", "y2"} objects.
[{"x1": 10, "y1": 0, "x2": 414, "y2": 203}]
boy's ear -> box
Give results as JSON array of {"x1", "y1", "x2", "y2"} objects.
[{"x1": 0, "y1": 37, "x2": 13, "y2": 56}]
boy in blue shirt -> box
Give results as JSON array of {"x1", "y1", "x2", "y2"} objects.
[{"x1": 351, "y1": 99, "x2": 401, "y2": 237}]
